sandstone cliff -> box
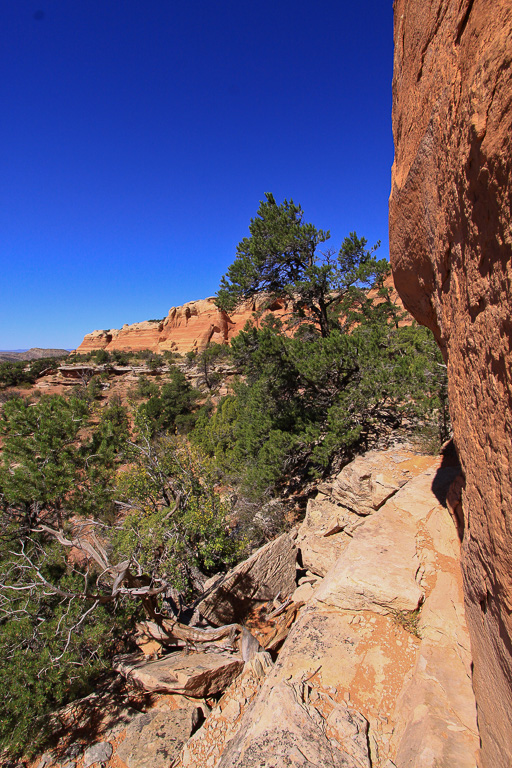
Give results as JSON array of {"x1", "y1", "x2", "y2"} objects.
[
  {"x1": 75, "y1": 278, "x2": 407, "y2": 356},
  {"x1": 75, "y1": 296, "x2": 292, "y2": 356},
  {"x1": 389, "y1": 1, "x2": 512, "y2": 765}
]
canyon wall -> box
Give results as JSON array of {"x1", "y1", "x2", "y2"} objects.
[
  {"x1": 389, "y1": 1, "x2": 512, "y2": 765},
  {"x1": 75, "y1": 296, "x2": 291, "y2": 356},
  {"x1": 75, "y1": 278, "x2": 406, "y2": 356}
]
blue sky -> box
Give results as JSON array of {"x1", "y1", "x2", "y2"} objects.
[{"x1": 0, "y1": 1, "x2": 394, "y2": 349}]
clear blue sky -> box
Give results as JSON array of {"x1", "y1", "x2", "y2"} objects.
[{"x1": 0, "y1": 1, "x2": 394, "y2": 349}]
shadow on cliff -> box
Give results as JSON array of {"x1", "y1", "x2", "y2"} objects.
[{"x1": 431, "y1": 439, "x2": 465, "y2": 541}]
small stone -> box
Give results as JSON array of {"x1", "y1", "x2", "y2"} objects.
[
  {"x1": 82, "y1": 742, "x2": 113, "y2": 768},
  {"x1": 67, "y1": 745, "x2": 82, "y2": 759}
]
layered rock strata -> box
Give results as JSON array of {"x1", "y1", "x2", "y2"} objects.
[
  {"x1": 75, "y1": 296, "x2": 291, "y2": 356},
  {"x1": 75, "y1": 278, "x2": 407, "y2": 356},
  {"x1": 389, "y1": 1, "x2": 512, "y2": 765},
  {"x1": 172, "y1": 450, "x2": 479, "y2": 767}
]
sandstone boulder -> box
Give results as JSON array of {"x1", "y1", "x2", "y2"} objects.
[
  {"x1": 116, "y1": 707, "x2": 200, "y2": 768},
  {"x1": 296, "y1": 496, "x2": 354, "y2": 576},
  {"x1": 297, "y1": 527, "x2": 348, "y2": 577},
  {"x1": 114, "y1": 651, "x2": 244, "y2": 697},
  {"x1": 197, "y1": 533, "x2": 297, "y2": 625},
  {"x1": 297, "y1": 450, "x2": 435, "y2": 577},
  {"x1": 330, "y1": 451, "x2": 408, "y2": 514},
  {"x1": 82, "y1": 742, "x2": 113, "y2": 768},
  {"x1": 216, "y1": 680, "x2": 371, "y2": 768},
  {"x1": 313, "y1": 499, "x2": 424, "y2": 616}
]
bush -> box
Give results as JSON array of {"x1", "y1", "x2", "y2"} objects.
[
  {"x1": 94, "y1": 349, "x2": 111, "y2": 364},
  {"x1": 138, "y1": 366, "x2": 199, "y2": 436},
  {"x1": 192, "y1": 320, "x2": 449, "y2": 499}
]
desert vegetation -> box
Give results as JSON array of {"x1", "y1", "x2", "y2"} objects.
[{"x1": 0, "y1": 196, "x2": 448, "y2": 757}]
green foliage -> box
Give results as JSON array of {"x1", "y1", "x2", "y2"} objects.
[
  {"x1": 94, "y1": 349, "x2": 111, "y2": 364},
  {"x1": 89, "y1": 398, "x2": 130, "y2": 467},
  {"x1": 146, "y1": 354, "x2": 164, "y2": 371},
  {"x1": 132, "y1": 374, "x2": 160, "y2": 400},
  {"x1": 0, "y1": 395, "x2": 90, "y2": 530},
  {"x1": 193, "y1": 320, "x2": 448, "y2": 499},
  {"x1": 138, "y1": 366, "x2": 199, "y2": 435},
  {"x1": 196, "y1": 342, "x2": 230, "y2": 390},
  {"x1": 0, "y1": 539, "x2": 131, "y2": 758},
  {"x1": 113, "y1": 435, "x2": 243, "y2": 595},
  {"x1": 391, "y1": 608, "x2": 422, "y2": 638},
  {"x1": 162, "y1": 350, "x2": 178, "y2": 364},
  {"x1": 216, "y1": 194, "x2": 389, "y2": 337},
  {"x1": 0, "y1": 357, "x2": 60, "y2": 388},
  {"x1": 0, "y1": 360, "x2": 28, "y2": 387},
  {"x1": 86, "y1": 375, "x2": 103, "y2": 401},
  {"x1": 111, "y1": 349, "x2": 131, "y2": 365}
]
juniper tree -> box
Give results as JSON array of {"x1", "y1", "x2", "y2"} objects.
[{"x1": 216, "y1": 193, "x2": 389, "y2": 337}]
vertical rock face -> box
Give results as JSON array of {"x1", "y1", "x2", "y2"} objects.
[
  {"x1": 75, "y1": 296, "x2": 293, "y2": 355},
  {"x1": 389, "y1": 1, "x2": 512, "y2": 765}
]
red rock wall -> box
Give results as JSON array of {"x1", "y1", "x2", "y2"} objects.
[
  {"x1": 75, "y1": 297, "x2": 293, "y2": 356},
  {"x1": 389, "y1": 1, "x2": 512, "y2": 765},
  {"x1": 76, "y1": 283, "x2": 407, "y2": 357}
]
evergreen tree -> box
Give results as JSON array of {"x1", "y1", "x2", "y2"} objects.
[{"x1": 216, "y1": 193, "x2": 389, "y2": 337}]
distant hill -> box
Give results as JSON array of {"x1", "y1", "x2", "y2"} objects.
[{"x1": 0, "y1": 348, "x2": 70, "y2": 362}]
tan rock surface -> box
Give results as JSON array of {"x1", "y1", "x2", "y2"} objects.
[
  {"x1": 75, "y1": 281, "x2": 407, "y2": 356},
  {"x1": 216, "y1": 680, "x2": 371, "y2": 768},
  {"x1": 175, "y1": 652, "x2": 274, "y2": 768},
  {"x1": 205, "y1": 455, "x2": 478, "y2": 767},
  {"x1": 296, "y1": 449, "x2": 435, "y2": 577},
  {"x1": 113, "y1": 651, "x2": 244, "y2": 698},
  {"x1": 391, "y1": 572, "x2": 478, "y2": 768},
  {"x1": 313, "y1": 467, "x2": 447, "y2": 615},
  {"x1": 197, "y1": 533, "x2": 297, "y2": 626},
  {"x1": 115, "y1": 706, "x2": 200, "y2": 768},
  {"x1": 389, "y1": 1, "x2": 512, "y2": 764}
]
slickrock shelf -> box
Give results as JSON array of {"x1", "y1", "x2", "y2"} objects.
[{"x1": 32, "y1": 447, "x2": 479, "y2": 768}]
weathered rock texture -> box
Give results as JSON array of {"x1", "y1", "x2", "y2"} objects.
[
  {"x1": 75, "y1": 296, "x2": 292, "y2": 355},
  {"x1": 389, "y1": 2, "x2": 512, "y2": 765},
  {"x1": 75, "y1": 279, "x2": 407, "y2": 356},
  {"x1": 197, "y1": 533, "x2": 297, "y2": 626},
  {"x1": 32, "y1": 450, "x2": 478, "y2": 768},
  {"x1": 171, "y1": 454, "x2": 478, "y2": 768},
  {"x1": 116, "y1": 706, "x2": 200, "y2": 768},
  {"x1": 114, "y1": 651, "x2": 244, "y2": 698}
]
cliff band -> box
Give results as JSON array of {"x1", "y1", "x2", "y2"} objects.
[{"x1": 389, "y1": 1, "x2": 512, "y2": 765}]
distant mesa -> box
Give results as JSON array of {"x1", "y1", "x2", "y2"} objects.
[
  {"x1": 74, "y1": 295, "x2": 293, "y2": 356},
  {"x1": 0, "y1": 348, "x2": 70, "y2": 362},
  {"x1": 75, "y1": 280, "x2": 406, "y2": 356}
]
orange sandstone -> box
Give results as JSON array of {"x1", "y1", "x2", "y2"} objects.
[{"x1": 389, "y1": 1, "x2": 512, "y2": 765}]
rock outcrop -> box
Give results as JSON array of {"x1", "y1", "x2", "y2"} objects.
[
  {"x1": 197, "y1": 533, "x2": 297, "y2": 626},
  {"x1": 113, "y1": 651, "x2": 244, "y2": 698},
  {"x1": 32, "y1": 448, "x2": 479, "y2": 768},
  {"x1": 75, "y1": 278, "x2": 407, "y2": 356},
  {"x1": 75, "y1": 296, "x2": 292, "y2": 356},
  {"x1": 171, "y1": 450, "x2": 478, "y2": 768},
  {"x1": 389, "y1": 1, "x2": 512, "y2": 765},
  {"x1": 115, "y1": 706, "x2": 200, "y2": 768}
]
